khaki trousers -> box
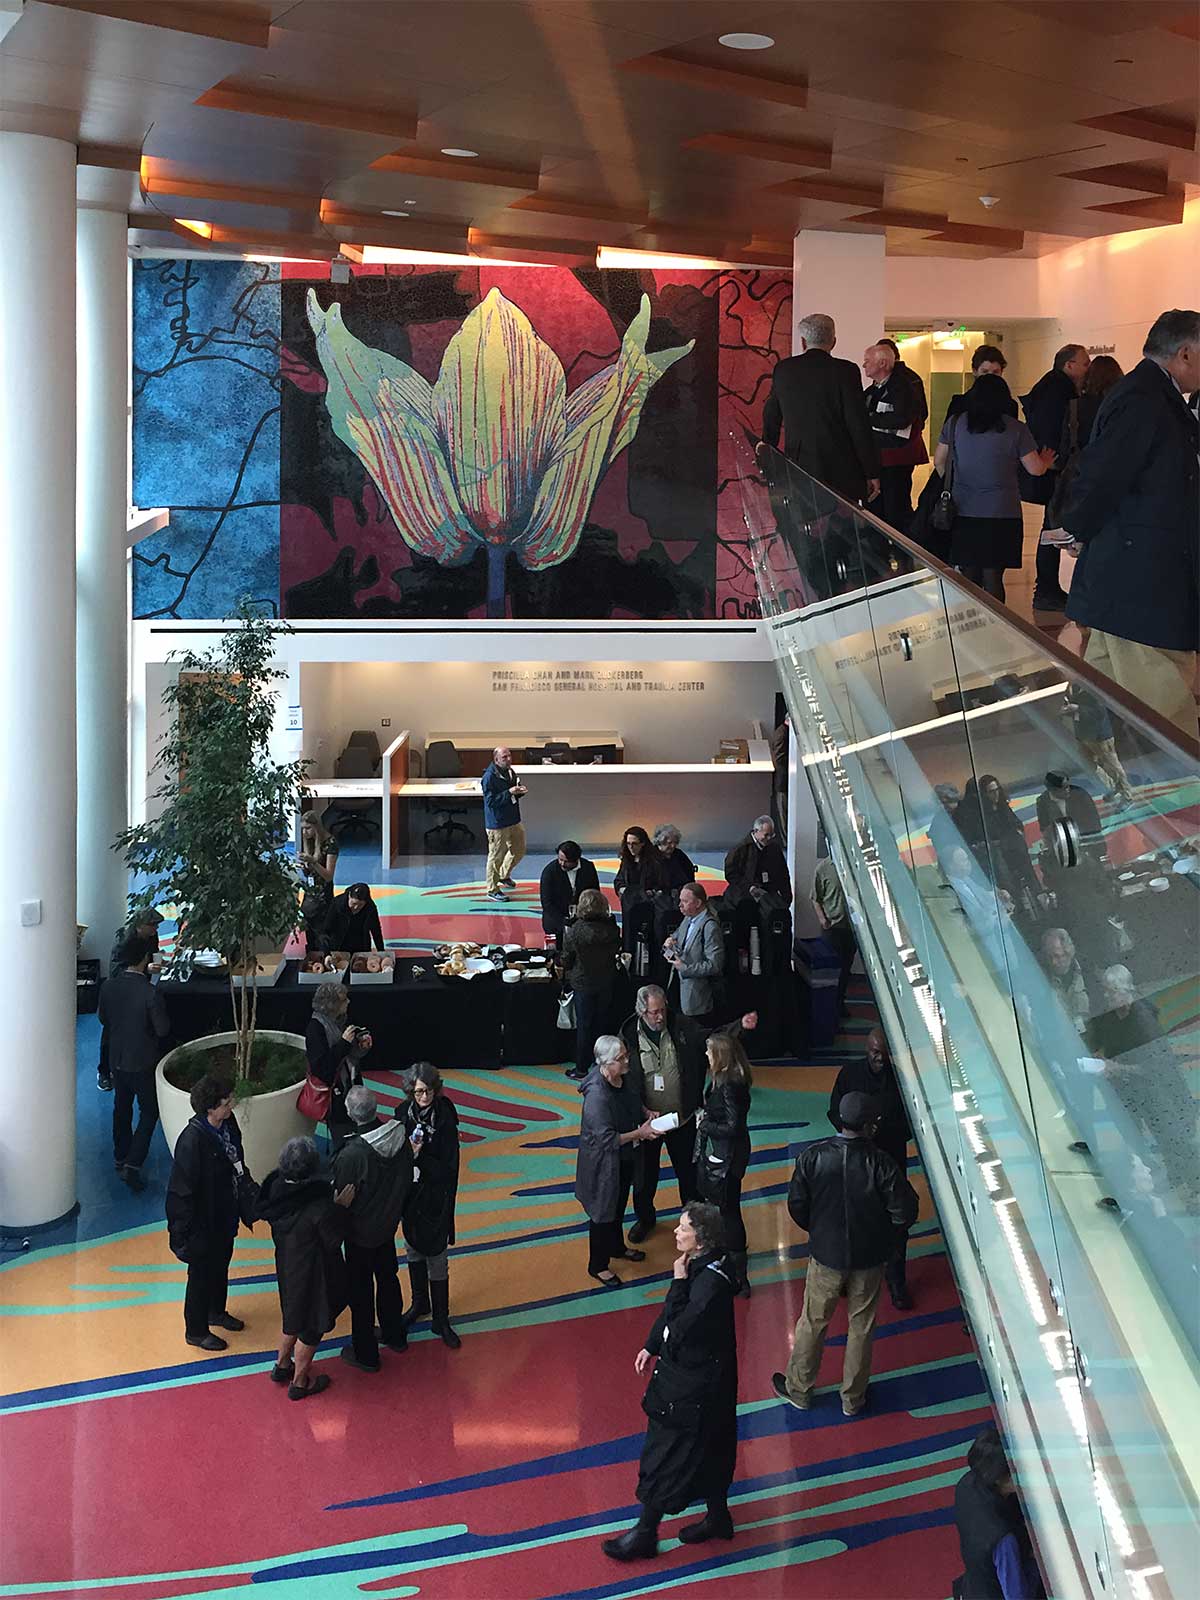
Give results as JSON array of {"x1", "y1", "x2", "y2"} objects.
[
  {"x1": 784, "y1": 1257, "x2": 884, "y2": 1409},
  {"x1": 1085, "y1": 629, "x2": 1198, "y2": 739},
  {"x1": 485, "y1": 823, "x2": 526, "y2": 891},
  {"x1": 1078, "y1": 736, "x2": 1132, "y2": 801}
]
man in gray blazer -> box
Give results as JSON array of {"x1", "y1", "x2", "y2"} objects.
[{"x1": 664, "y1": 882, "x2": 725, "y2": 1024}]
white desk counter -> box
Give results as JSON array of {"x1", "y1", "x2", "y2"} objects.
[{"x1": 398, "y1": 753, "x2": 771, "y2": 854}]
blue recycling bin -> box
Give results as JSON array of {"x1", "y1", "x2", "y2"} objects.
[{"x1": 794, "y1": 936, "x2": 842, "y2": 1047}]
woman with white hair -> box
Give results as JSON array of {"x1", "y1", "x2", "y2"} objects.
[{"x1": 575, "y1": 1036, "x2": 658, "y2": 1286}]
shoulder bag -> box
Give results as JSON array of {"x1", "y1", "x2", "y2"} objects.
[
  {"x1": 297, "y1": 1072, "x2": 331, "y2": 1120},
  {"x1": 930, "y1": 415, "x2": 959, "y2": 534},
  {"x1": 556, "y1": 989, "x2": 576, "y2": 1030}
]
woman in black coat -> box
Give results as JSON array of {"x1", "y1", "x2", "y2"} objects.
[
  {"x1": 256, "y1": 1136, "x2": 353, "y2": 1400},
  {"x1": 603, "y1": 1202, "x2": 740, "y2": 1562},
  {"x1": 166, "y1": 1073, "x2": 256, "y2": 1352},
  {"x1": 695, "y1": 1032, "x2": 753, "y2": 1294},
  {"x1": 395, "y1": 1062, "x2": 463, "y2": 1348},
  {"x1": 614, "y1": 826, "x2": 665, "y2": 971},
  {"x1": 305, "y1": 982, "x2": 371, "y2": 1147},
  {"x1": 562, "y1": 887, "x2": 623, "y2": 1082},
  {"x1": 956, "y1": 775, "x2": 1043, "y2": 913},
  {"x1": 320, "y1": 883, "x2": 385, "y2": 955}
]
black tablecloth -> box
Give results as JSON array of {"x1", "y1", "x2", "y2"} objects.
[{"x1": 159, "y1": 962, "x2": 574, "y2": 1071}]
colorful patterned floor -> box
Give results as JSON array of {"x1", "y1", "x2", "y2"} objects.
[{"x1": 0, "y1": 956, "x2": 991, "y2": 1600}]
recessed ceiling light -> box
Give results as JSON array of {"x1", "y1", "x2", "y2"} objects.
[
  {"x1": 718, "y1": 32, "x2": 775, "y2": 49},
  {"x1": 978, "y1": 194, "x2": 999, "y2": 208},
  {"x1": 440, "y1": 147, "x2": 479, "y2": 158},
  {"x1": 404, "y1": 199, "x2": 416, "y2": 205},
  {"x1": 381, "y1": 209, "x2": 410, "y2": 217}
]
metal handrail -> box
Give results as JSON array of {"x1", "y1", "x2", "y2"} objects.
[{"x1": 744, "y1": 431, "x2": 1200, "y2": 763}]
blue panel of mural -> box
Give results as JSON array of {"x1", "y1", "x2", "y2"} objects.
[{"x1": 132, "y1": 260, "x2": 282, "y2": 617}]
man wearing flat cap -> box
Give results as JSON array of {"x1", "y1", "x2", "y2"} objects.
[{"x1": 772, "y1": 1089, "x2": 917, "y2": 1418}]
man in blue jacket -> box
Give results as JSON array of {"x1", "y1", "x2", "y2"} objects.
[
  {"x1": 481, "y1": 744, "x2": 527, "y2": 901},
  {"x1": 1063, "y1": 309, "x2": 1199, "y2": 737}
]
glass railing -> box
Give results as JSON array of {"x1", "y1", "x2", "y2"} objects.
[{"x1": 737, "y1": 434, "x2": 1199, "y2": 1600}]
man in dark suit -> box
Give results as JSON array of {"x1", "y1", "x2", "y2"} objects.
[
  {"x1": 538, "y1": 839, "x2": 600, "y2": 945},
  {"x1": 761, "y1": 312, "x2": 880, "y2": 504},
  {"x1": 1063, "y1": 309, "x2": 1199, "y2": 738},
  {"x1": 1020, "y1": 341, "x2": 1090, "y2": 612},
  {"x1": 98, "y1": 934, "x2": 170, "y2": 1191}
]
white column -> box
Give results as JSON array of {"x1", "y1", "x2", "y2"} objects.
[
  {"x1": 77, "y1": 209, "x2": 130, "y2": 965},
  {"x1": 793, "y1": 231, "x2": 886, "y2": 369},
  {"x1": 0, "y1": 135, "x2": 78, "y2": 1228}
]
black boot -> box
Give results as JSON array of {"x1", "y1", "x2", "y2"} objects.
[
  {"x1": 679, "y1": 1500, "x2": 735, "y2": 1543},
  {"x1": 401, "y1": 1260, "x2": 431, "y2": 1329},
  {"x1": 602, "y1": 1510, "x2": 660, "y2": 1562},
  {"x1": 430, "y1": 1275, "x2": 461, "y2": 1349}
]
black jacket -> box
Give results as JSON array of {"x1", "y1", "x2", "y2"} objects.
[
  {"x1": 331, "y1": 1119, "x2": 414, "y2": 1248},
  {"x1": 894, "y1": 358, "x2": 929, "y2": 426},
  {"x1": 1035, "y1": 783, "x2": 1102, "y2": 844},
  {"x1": 656, "y1": 846, "x2": 697, "y2": 902},
  {"x1": 97, "y1": 969, "x2": 170, "y2": 1076},
  {"x1": 1063, "y1": 358, "x2": 1200, "y2": 651},
  {"x1": 562, "y1": 914, "x2": 622, "y2": 994},
  {"x1": 305, "y1": 1017, "x2": 366, "y2": 1128},
  {"x1": 723, "y1": 834, "x2": 792, "y2": 907},
  {"x1": 954, "y1": 1470, "x2": 1027, "y2": 1600},
  {"x1": 257, "y1": 1170, "x2": 348, "y2": 1339},
  {"x1": 1019, "y1": 367, "x2": 1076, "y2": 505},
  {"x1": 696, "y1": 1078, "x2": 752, "y2": 1197},
  {"x1": 827, "y1": 1058, "x2": 911, "y2": 1170},
  {"x1": 165, "y1": 1113, "x2": 247, "y2": 1261},
  {"x1": 614, "y1": 850, "x2": 665, "y2": 901},
  {"x1": 539, "y1": 856, "x2": 600, "y2": 935},
  {"x1": 620, "y1": 1008, "x2": 711, "y2": 1123},
  {"x1": 787, "y1": 1133, "x2": 917, "y2": 1271},
  {"x1": 397, "y1": 1094, "x2": 460, "y2": 1257},
  {"x1": 109, "y1": 922, "x2": 160, "y2": 978},
  {"x1": 864, "y1": 367, "x2": 917, "y2": 449},
  {"x1": 320, "y1": 892, "x2": 385, "y2": 954},
  {"x1": 638, "y1": 1250, "x2": 739, "y2": 1513},
  {"x1": 762, "y1": 348, "x2": 879, "y2": 501}
]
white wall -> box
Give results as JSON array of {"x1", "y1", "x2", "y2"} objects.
[
  {"x1": 794, "y1": 230, "x2": 885, "y2": 366},
  {"x1": 884, "y1": 196, "x2": 1200, "y2": 374},
  {"x1": 304, "y1": 659, "x2": 779, "y2": 769}
]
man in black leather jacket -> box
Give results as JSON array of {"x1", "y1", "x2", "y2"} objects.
[{"x1": 772, "y1": 1091, "x2": 917, "y2": 1417}]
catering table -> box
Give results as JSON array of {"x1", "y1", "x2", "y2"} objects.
[{"x1": 158, "y1": 960, "x2": 576, "y2": 1071}]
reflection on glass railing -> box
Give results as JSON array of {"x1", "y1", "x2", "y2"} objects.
[{"x1": 738, "y1": 433, "x2": 1198, "y2": 1600}]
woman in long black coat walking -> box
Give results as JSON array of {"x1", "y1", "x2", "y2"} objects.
[
  {"x1": 562, "y1": 887, "x2": 623, "y2": 1081},
  {"x1": 603, "y1": 1201, "x2": 740, "y2": 1562},
  {"x1": 257, "y1": 1136, "x2": 354, "y2": 1400},
  {"x1": 395, "y1": 1062, "x2": 463, "y2": 1348},
  {"x1": 166, "y1": 1073, "x2": 256, "y2": 1352}
]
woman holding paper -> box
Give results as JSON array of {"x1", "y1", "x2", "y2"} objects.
[
  {"x1": 575, "y1": 1035, "x2": 658, "y2": 1286},
  {"x1": 694, "y1": 1032, "x2": 753, "y2": 1295}
]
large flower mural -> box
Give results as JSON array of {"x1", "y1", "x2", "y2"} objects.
[{"x1": 306, "y1": 286, "x2": 693, "y2": 615}]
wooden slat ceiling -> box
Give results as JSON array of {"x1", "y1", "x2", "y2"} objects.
[{"x1": 1, "y1": 0, "x2": 1196, "y2": 262}]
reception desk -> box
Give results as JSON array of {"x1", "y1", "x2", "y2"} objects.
[
  {"x1": 426, "y1": 729, "x2": 624, "y2": 775},
  {"x1": 395, "y1": 742, "x2": 772, "y2": 855}
]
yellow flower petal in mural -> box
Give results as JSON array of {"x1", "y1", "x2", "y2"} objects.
[
  {"x1": 306, "y1": 292, "x2": 475, "y2": 564},
  {"x1": 431, "y1": 288, "x2": 567, "y2": 542},
  {"x1": 520, "y1": 295, "x2": 693, "y2": 571}
]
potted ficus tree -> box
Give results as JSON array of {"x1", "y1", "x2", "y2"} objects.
[{"x1": 119, "y1": 601, "x2": 313, "y2": 1177}]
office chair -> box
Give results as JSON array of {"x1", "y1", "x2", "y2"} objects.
[
  {"x1": 539, "y1": 741, "x2": 572, "y2": 765},
  {"x1": 424, "y1": 740, "x2": 476, "y2": 849},
  {"x1": 345, "y1": 729, "x2": 382, "y2": 772},
  {"x1": 328, "y1": 745, "x2": 380, "y2": 841},
  {"x1": 576, "y1": 744, "x2": 619, "y2": 765}
]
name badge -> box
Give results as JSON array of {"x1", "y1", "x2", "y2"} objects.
[
  {"x1": 761, "y1": 870, "x2": 770, "y2": 884},
  {"x1": 653, "y1": 1073, "x2": 665, "y2": 1092},
  {"x1": 233, "y1": 1159, "x2": 244, "y2": 1177}
]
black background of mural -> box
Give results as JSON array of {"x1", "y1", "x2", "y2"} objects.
[{"x1": 280, "y1": 269, "x2": 718, "y2": 619}]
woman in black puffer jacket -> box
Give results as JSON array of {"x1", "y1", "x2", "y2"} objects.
[
  {"x1": 694, "y1": 1031, "x2": 753, "y2": 1295},
  {"x1": 562, "y1": 887, "x2": 624, "y2": 1081}
]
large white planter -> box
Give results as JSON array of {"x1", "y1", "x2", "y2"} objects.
[{"x1": 157, "y1": 1029, "x2": 310, "y2": 1180}]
